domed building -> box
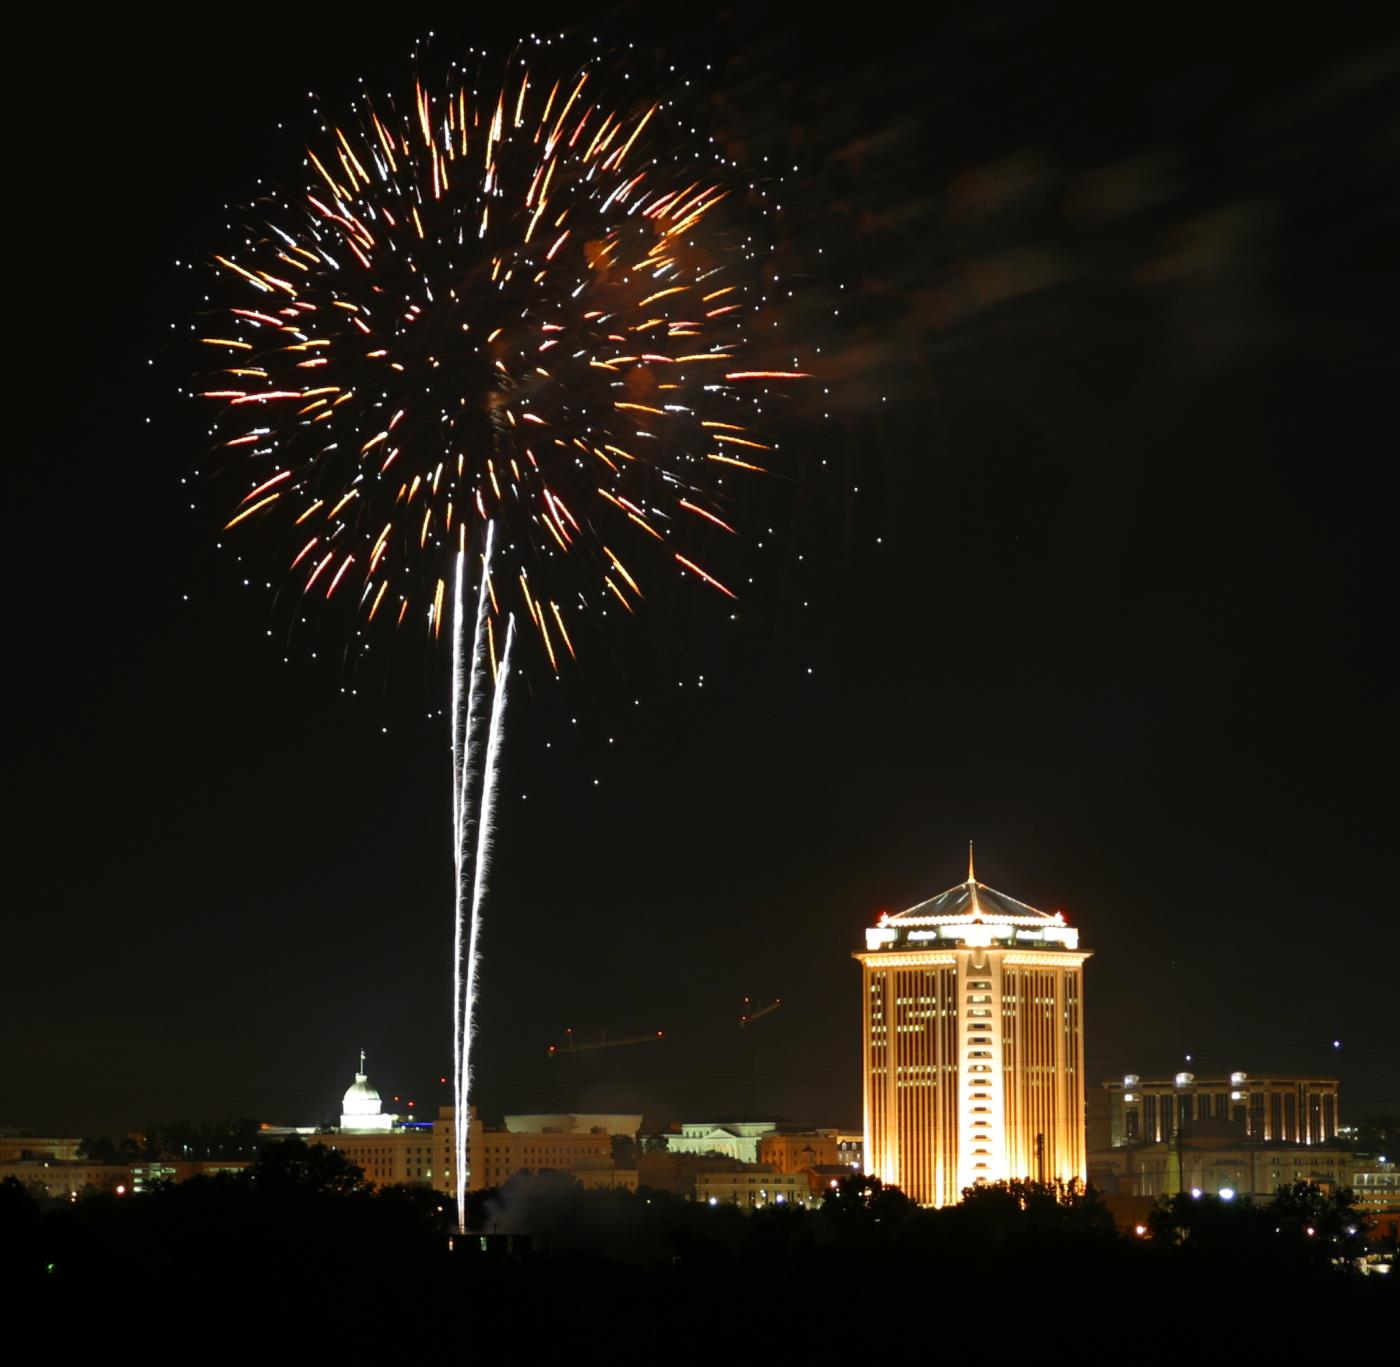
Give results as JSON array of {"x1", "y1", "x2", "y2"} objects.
[{"x1": 339, "y1": 1051, "x2": 396, "y2": 1133}]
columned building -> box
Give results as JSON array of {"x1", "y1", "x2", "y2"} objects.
[
  {"x1": 854, "y1": 849, "x2": 1091, "y2": 1206},
  {"x1": 1103, "y1": 1072, "x2": 1340, "y2": 1146}
]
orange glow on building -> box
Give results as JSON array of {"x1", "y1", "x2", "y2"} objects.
[{"x1": 854, "y1": 848, "x2": 1092, "y2": 1206}]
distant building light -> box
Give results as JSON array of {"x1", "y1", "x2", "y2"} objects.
[
  {"x1": 1134, "y1": 1224, "x2": 1147, "y2": 1236},
  {"x1": 1190, "y1": 1188, "x2": 1202, "y2": 1199},
  {"x1": 1176, "y1": 1072, "x2": 1194, "y2": 1088},
  {"x1": 1123, "y1": 1075, "x2": 1140, "y2": 1088},
  {"x1": 707, "y1": 1196, "x2": 718, "y2": 1207},
  {"x1": 1230, "y1": 1071, "x2": 1247, "y2": 1086},
  {"x1": 1220, "y1": 1187, "x2": 1235, "y2": 1201},
  {"x1": 1124, "y1": 1093, "x2": 1137, "y2": 1103}
]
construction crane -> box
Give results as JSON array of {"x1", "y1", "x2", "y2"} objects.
[
  {"x1": 740, "y1": 996, "x2": 781, "y2": 1027},
  {"x1": 546, "y1": 1027, "x2": 664, "y2": 1058}
]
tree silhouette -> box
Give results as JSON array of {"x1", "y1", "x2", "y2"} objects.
[{"x1": 245, "y1": 1135, "x2": 369, "y2": 1197}]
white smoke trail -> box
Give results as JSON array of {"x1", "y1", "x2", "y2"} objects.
[
  {"x1": 457, "y1": 614, "x2": 515, "y2": 1231},
  {"x1": 451, "y1": 526, "x2": 495, "y2": 1236}
]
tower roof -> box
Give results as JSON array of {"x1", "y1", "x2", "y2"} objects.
[
  {"x1": 864, "y1": 860, "x2": 1081, "y2": 953},
  {"x1": 886, "y1": 878, "x2": 1063, "y2": 928}
]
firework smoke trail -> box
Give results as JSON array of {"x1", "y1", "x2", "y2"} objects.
[
  {"x1": 451, "y1": 524, "x2": 495, "y2": 1233},
  {"x1": 458, "y1": 614, "x2": 516, "y2": 1231}
]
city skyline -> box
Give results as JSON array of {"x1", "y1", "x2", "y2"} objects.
[{"x1": 9, "y1": 4, "x2": 1397, "y2": 1139}]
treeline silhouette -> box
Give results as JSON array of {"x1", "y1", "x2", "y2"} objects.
[{"x1": 3, "y1": 1137, "x2": 1392, "y2": 1352}]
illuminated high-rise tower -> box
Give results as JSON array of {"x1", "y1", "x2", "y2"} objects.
[{"x1": 854, "y1": 847, "x2": 1091, "y2": 1206}]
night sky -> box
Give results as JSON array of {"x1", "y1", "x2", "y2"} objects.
[{"x1": 10, "y1": 3, "x2": 1397, "y2": 1138}]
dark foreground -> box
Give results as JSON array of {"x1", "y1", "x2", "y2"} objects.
[{"x1": 3, "y1": 1142, "x2": 1393, "y2": 1354}]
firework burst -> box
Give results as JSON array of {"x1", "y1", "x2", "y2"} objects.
[
  {"x1": 200, "y1": 45, "x2": 808, "y2": 676},
  {"x1": 198, "y1": 43, "x2": 809, "y2": 1234}
]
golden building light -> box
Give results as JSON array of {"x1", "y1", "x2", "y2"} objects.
[{"x1": 854, "y1": 845, "x2": 1092, "y2": 1206}]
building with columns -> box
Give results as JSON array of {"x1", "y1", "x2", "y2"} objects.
[
  {"x1": 854, "y1": 848, "x2": 1091, "y2": 1206},
  {"x1": 1102, "y1": 1071, "x2": 1341, "y2": 1147}
]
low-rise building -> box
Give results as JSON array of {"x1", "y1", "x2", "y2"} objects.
[
  {"x1": 4, "y1": 1158, "x2": 250, "y2": 1198},
  {"x1": 806, "y1": 1164, "x2": 852, "y2": 1197},
  {"x1": 502, "y1": 1113, "x2": 642, "y2": 1139},
  {"x1": 1352, "y1": 1159, "x2": 1398, "y2": 1243},
  {"x1": 431, "y1": 1108, "x2": 637, "y2": 1194},
  {"x1": 697, "y1": 1168, "x2": 819, "y2": 1210},
  {"x1": 1090, "y1": 1132, "x2": 1354, "y2": 1199},
  {"x1": 636, "y1": 1150, "x2": 748, "y2": 1197},
  {"x1": 0, "y1": 1135, "x2": 86, "y2": 1164},
  {"x1": 664, "y1": 1121, "x2": 775, "y2": 1163},
  {"x1": 1101, "y1": 1072, "x2": 1341, "y2": 1147},
  {"x1": 834, "y1": 1131, "x2": 864, "y2": 1173},
  {"x1": 307, "y1": 1126, "x2": 437, "y2": 1188},
  {"x1": 758, "y1": 1131, "x2": 839, "y2": 1173},
  {"x1": 127, "y1": 1160, "x2": 250, "y2": 1190},
  {"x1": 3, "y1": 1161, "x2": 129, "y2": 1198}
]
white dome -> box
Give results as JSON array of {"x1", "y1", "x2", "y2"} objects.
[{"x1": 342, "y1": 1071, "x2": 382, "y2": 1117}]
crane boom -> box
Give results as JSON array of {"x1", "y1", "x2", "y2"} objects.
[
  {"x1": 740, "y1": 996, "x2": 781, "y2": 1027},
  {"x1": 547, "y1": 1027, "x2": 664, "y2": 1057}
]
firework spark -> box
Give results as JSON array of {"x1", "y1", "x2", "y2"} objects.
[
  {"x1": 201, "y1": 47, "x2": 808, "y2": 675},
  {"x1": 200, "y1": 46, "x2": 807, "y2": 1221}
]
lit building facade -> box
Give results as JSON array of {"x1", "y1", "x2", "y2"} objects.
[
  {"x1": 432, "y1": 1108, "x2": 638, "y2": 1194},
  {"x1": 1104, "y1": 1072, "x2": 1340, "y2": 1146},
  {"x1": 303, "y1": 1055, "x2": 434, "y2": 1187},
  {"x1": 854, "y1": 852, "x2": 1091, "y2": 1206},
  {"x1": 758, "y1": 1131, "x2": 839, "y2": 1173},
  {"x1": 0, "y1": 1136, "x2": 86, "y2": 1164},
  {"x1": 307, "y1": 1128, "x2": 436, "y2": 1187},
  {"x1": 696, "y1": 1169, "x2": 820, "y2": 1210},
  {"x1": 663, "y1": 1122, "x2": 776, "y2": 1164},
  {"x1": 1352, "y1": 1159, "x2": 1398, "y2": 1242},
  {"x1": 1090, "y1": 1135, "x2": 1357, "y2": 1198}
]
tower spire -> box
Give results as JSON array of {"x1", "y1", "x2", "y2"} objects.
[
  {"x1": 967, "y1": 840, "x2": 976, "y2": 885},
  {"x1": 359, "y1": 1047, "x2": 366, "y2": 1076}
]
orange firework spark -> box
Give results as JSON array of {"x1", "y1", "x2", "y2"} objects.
[{"x1": 200, "y1": 46, "x2": 808, "y2": 673}]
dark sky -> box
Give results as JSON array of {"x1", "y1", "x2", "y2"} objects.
[{"x1": 10, "y1": 2, "x2": 1398, "y2": 1137}]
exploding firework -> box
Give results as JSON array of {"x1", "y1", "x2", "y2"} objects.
[
  {"x1": 198, "y1": 42, "x2": 809, "y2": 1234},
  {"x1": 200, "y1": 44, "x2": 808, "y2": 677}
]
